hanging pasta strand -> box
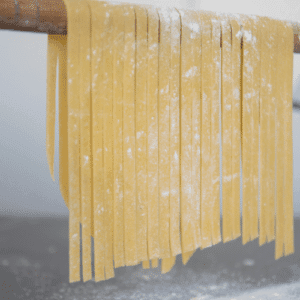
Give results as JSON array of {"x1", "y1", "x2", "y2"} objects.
[
  {"x1": 191, "y1": 10, "x2": 202, "y2": 250},
  {"x1": 46, "y1": 35, "x2": 59, "y2": 182},
  {"x1": 135, "y1": 5, "x2": 149, "y2": 264},
  {"x1": 90, "y1": 0, "x2": 106, "y2": 282},
  {"x1": 283, "y1": 22, "x2": 294, "y2": 257},
  {"x1": 221, "y1": 15, "x2": 233, "y2": 243},
  {"x1": 180, "y1": 8, "x2": 198, "y2": 256},
  {"x1": 112, "y1": 4, "x2": 125, "y2": 269},
  {"x1": 275, "y1": 20, "x2": 294, "y2": 260},
  {"x1": 248, "y1": 16, "x2": 260, "y2": 241},
  {"x1": 241, "y1": 15, "x2": 253, "y2": 245},
  {"x1": 142, "y1": 260, "x2": 150, "y2": 269},
  {"x1": 123, "y1": 4, "x2": 138, "y2": 266},
  {"x1": 158, "y1": 7, "x2": 172, "y2": 260},
  {"x1": 146, "y1": 6, "x2": 160, "y2": 262},
  {"x1": 266, "y1": 18, "x2": 278, "y2": 243},
  {"x1": 199, "y1": 12, "x2": 213, "y2": 249},
  {"x1": 102, "y1": 3, "x2": 115, "y2": 279},
  {"x1": 160, "y1": 7, "x2": 180, "y2": 272},
  {"x1": 275, "y1": 20, "x2": 286, "y2": 260},
  {"x1": 169, "y1": 7, "x2": 182, "y2": 258},
  {"x1": 230, "y1": 15, "x2": 242, "y2": 240},
  {"x1": 211, "y1": 15, "x2": 222, "y2": 246},
  {"x1": 64, "y1": 0, "x2": 82, "y2": 283},
  {"x1": 58, "y1": 35, "x2": 69, "y2": 207},
  {"x1": 185, "y1": 9, "x2": 202, "y2": 264},
  {"x1": 161, "y1": 256, "x2": 176, "y2": 274},
  {"x1": 253, "y1": 17, "x2": 261, "y2": 241},
  {"x1": 79, "y1": 0, "x2": 92, "y2": 282},
  {"x1": 259, "y1": 17, "x2": 269, "y2": 246}
]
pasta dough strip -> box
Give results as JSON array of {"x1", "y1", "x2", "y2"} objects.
[
  {"x1": 250, "y1": 16, "x2": 260, "y2": 241},
  {"x1": 46, "y1": 35, "x2": 59, "y2": 182},
  {"x1": 63, "y1": 0, "x2": 81, "y2": 283},
  {"x1": 58, "y1": 36, "x2": 69, "y2": 208},
  {"x1": 200, "y1": 12, "x2": 213, "y2": 249},
  {"x1": 102, "y1": 4, "x2": 115, "y2": 279},
  {"x1": 182, "y1": 250, "x2": 195, "y2": 265},
  {"x1": 259, "y1": 17, "x2": 269, "y2": 246},
  {"x1": 147, "y1": 6, "x2": 160, "y2": 260},
  {"x1": 191, "y1": 10, "x2": 202, "y2": 250},
  {"x1": 230, "y1": 16, "x2": 242, "y2": 240},
  {"x1": 123, "y1": 4, "x2": 138, "y2": 266},
  {"x1": 169, "y1": 7, "x2": 182, "y2": 257},
  {"x1": 211, "y1": 15, "x2": 222, "y2": 245},
  {"x1": 142, "y1": 260, "x2": 150, "y2": 269},
  {"x1": 161, "y1": 256, "x2": 176, "y2": 274},
  {"x1": 266, "y1": 19, "x2": 277, "y2": 243},
  {"x1": 275, "y1": 20, "x2": 285, "y2": 260},
  {"x1": 90, "y1": 0, "x2": 105, "y2": 281},
  {"x1": 79, "y1": 0, "x2": 92, "y2": 282},
  {"x1": 135, "y1": 5, "x2": 149, "y2": 263},
  {"x1": 180, "y1": 9, "x2": 197, "y2": 254},
  {"x1": 112, "y1": 4, "x2": 125, "y2": 269},
  {"x1": 221, "y1": 16, "x2": 233, "y2": 243},
  {"x1": 241, "y1": 16, "x2": 253, "y2": 245},
  {"x1": 158, "y1": 7, "x2": 171, "y2": 259},
  {"x1": 161, "y1": 7, "x2": 182, "y2": 270},
  {"x1": 283, "y1": 23, "x2": 294, "y2": 257}
]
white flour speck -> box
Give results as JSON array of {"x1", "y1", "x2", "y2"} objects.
[
  {"x1": 84, "y1": 156, "x2": 89, "y2": 166},
  {"x1": 236, "y1": 30, "x2": 242, "y2": 38},
  {"x1": 233, "y1": 88, "x2": 240, "y2": 99},
  {"x1": 185, "y1": 66, "x2": 197, "y2": 78},
  {"x1": 174, "y1": 151, "x2": 179, "y2": 161},
  {"x1": 223, "y1": 175, "x2": 232, "y2": 182},
  {"x1": 189, "y1": 22, "x2": 200, "y2": 33},
  {"x1": 137, "y1": 131, "x2": 144, "y2": 139},
  {"x1": 244, "y1": 30, "x2": 252, "y2": 42}
]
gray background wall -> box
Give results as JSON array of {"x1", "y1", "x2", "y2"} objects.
[{"x1": 1, "y1": 0, "x2": 300, "y2": 217}]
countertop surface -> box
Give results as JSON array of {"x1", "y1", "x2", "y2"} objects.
[{"x1": 1, "y1": 214, "x2": 300, "y2": 300}]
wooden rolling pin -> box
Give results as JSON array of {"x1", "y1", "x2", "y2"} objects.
[
  {"x1": 1, "y1": 0, "x2": 300, "y2": 53},
  {"x1": 0, "y1": 0, "x2": 67, "y2": 34}
]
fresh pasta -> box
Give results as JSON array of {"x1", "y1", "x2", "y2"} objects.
[{"x1": 46, "y1": 0, "x2": 295, "y2": 283}]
